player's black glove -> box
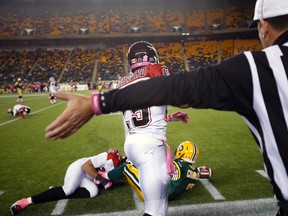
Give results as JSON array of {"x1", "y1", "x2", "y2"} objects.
[{"x1": 93, "y1": 175, "x2": 112, "y2": 189}]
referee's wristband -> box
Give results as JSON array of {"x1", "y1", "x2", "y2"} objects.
[
  {"x1": 91, "y1": 92, "x2": 103, "y2": 115},
  {"x1": 91, "y1": 92, "x2": 111, "y2": 115}
]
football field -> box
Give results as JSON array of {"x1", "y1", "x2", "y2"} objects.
[{"x1": 0, "y1": 91, "x2": 277, "y2": 215}]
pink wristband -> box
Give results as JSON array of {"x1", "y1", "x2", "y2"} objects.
[{"x1": 91, "y1": 92, "x2": 102, "y2": 115}]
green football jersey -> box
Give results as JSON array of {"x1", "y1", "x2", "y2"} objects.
[
  {"x1": 107, "y1": 159, "x2": 199, "y2": 200},
  {"x1": 168, "y1": 158, "x2": 199, "y2": 200}
]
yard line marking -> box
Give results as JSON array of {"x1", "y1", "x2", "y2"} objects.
[
  {"x1": 168, "y1": 197, "x2": 277, "y2": 216},
  {"x1": 132, "y1": 190, "x2": 144, "y2": 211},
  {"x1": 0, "y1": 117, "x2": 20, "y2": 126},
  {"x1": 256, "y1": 170, "x2": 268, "y2": 179},
  {"x1": 0, "y1": 102, "x2": 64, "y2": 127},
  {"x1": 77, "y1": 197, "x2": 277, "y2": 216},
  {"x1": 51, "y1": 199, "x2": 68, "y2": 215},
  {"x1": 199, "y1": 179, "x2": 225, "y2": 200}
]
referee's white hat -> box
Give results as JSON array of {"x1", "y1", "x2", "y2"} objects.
[{"x1": 249, "y1": 0, "x2": 288, "y2": 28}]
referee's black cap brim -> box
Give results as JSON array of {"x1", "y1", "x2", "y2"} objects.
[{"x1": 249, "y1": 20, "x2": 258, "y2": 28}]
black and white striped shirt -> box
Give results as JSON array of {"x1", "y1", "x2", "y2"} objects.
[{"x1": 101, "y1": 31, "x2": 288, "y2": 204}]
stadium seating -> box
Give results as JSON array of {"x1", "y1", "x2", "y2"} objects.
[
  {"x1": 0, "y1": 1, "x2": 255, "y2": 36},
  {"x1": 0, "y1": 0, "x2": 261, "y2": 93}
]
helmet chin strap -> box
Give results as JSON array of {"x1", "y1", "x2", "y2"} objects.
[{"x1": 130, "y1": 62, "x2": 151, "y2": 71}]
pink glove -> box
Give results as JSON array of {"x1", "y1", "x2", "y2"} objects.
[
  {"x1": 98, "y1": 170, "x2": 109, "y2": 180},
  {"x1": 93, "y1": 175, "x2": 112, "y2": 189},
  {"x1": 166, "y1": 112, "x2": 189, "y2": 123}
]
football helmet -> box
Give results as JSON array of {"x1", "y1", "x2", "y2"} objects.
[
  {"x1": 175, "y1": 141, "x2": 199, "y2": 164},
  {"x1": 49, "y1": 77, "x2": 55, "y2": 82},
  {"x1": 107, "y1": 147, "x2": 122, "y2": 168},
  {"x1": 17, "y1": 78, "x2": 21, "y2": 82},
  {"x1": 127, "y1": 41, "x2": 159, "y2": 72},
  {"x1": 19, "y1": 107, "x2": 30, "y2": 118}
]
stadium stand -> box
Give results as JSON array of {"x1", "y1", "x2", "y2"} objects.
[
  {"x1": 0, "y1": 0, "x2": 260, "y2": 93},
  {"x1": 62, "y1": 48, "x2": 97, "y2": 83}
]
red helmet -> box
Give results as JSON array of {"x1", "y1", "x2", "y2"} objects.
[
  {"x1": 107, "y1": 147, "x2": 122, "y2": 168},
  {"x1": 18, "y1": 107, "x2": 30, "y2": 118}
]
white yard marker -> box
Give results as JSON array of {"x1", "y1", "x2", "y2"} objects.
[
  {"x1": 132, "y1": 191, "x2": 144, "y2": 211},
  {"x1": 199, "y1": 179, "x2": 226, "y2": 200},
  {"x1": 256, "y1": 170, "x2": 268, "y2": 179},
  {"x1": 51, "y1": 199, "x2": 68, "y2": 215}
]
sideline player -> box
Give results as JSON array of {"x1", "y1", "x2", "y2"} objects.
[
  {"x1": 14, "y1": 78, "x2": 24, "y2": 103},
  {"x1": 7, "y1": 104, "x2": 30, "y2": 118},
  {"x1": 48, "y1": 77, "x2": 58, "y2": 104},
  {"x1": 10, "y1": 148, "x2": 122, "y2": 215},
  {"x1": 99, "y1": 141, "x2": 213, "y2": 201}
]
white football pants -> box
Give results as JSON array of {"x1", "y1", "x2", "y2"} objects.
[
  {"x1": 124, "y1": 133, "x2": 170, "y2": 216},
  {"x1": 62, "y1": 161, "x2": 99, "y2": 198}
]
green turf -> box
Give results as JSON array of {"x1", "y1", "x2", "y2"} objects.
[{"x1": 0, "y1": 91, "x2": 273, "y2": 216}]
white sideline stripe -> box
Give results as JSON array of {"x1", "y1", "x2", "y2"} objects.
[
  {"x1": 199, "y1": 179, "x2": 225, "y2": 200},
  {"x1": 0, "y1": 93, "x2": 48, "y2": 98},
  {"x1": 256, "y1": 170, "x2": 268, "y2": 179},
  {"x1": 76, "y1": 198, "x2": 277, "y2": 216},
  {"x1": 0, "y1": 102, "x2": 64, "y2": 127},
  {"x1": 51, "y1": 199, "x2": 68, "y2": 215},
  {"x1": 0, "y1": 93, "x2": 58, "y2": 108}
]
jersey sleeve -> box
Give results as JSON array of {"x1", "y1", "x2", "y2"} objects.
[
  {"x1": 89, "y1": 152, "x2": 108, "y2": 168},
  {"x1": 107, "y1": 163, "x2": 126, "y2": 180}
]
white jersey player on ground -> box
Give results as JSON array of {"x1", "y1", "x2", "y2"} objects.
[
  {"x1": 7, "y1": 104, "x2": 30, "y2": 118},
  {"x1": 10, "y1": 148, "x2": 122, "y2": 215},
  {"x1": 117, "y1": 41, "x2": 189, "y2": 216}
]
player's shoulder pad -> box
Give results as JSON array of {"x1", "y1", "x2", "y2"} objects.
[{"x1": 147, "y1": 63, "x2": 171, "y2": 77}]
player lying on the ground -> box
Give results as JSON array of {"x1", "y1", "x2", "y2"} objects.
[
  {"x1": 7, "y1": 104, "x2": 31, "y2": 118},
  {"x1": 10, "y1": 148, "x2": 123, "y2": 215},
  {"x1": 98, "y1": 141, "x2": 213, "y2": 201}
]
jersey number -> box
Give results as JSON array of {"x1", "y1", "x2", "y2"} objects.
[{"x1": 125, "y1": 108, "x2": 151, "y2": 129}]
